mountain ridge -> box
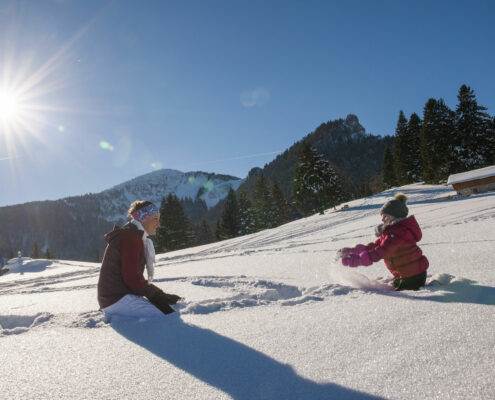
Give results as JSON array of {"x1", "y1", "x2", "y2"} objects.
[
  {"x1": 1, "y1": 114, "x2": 393, "y2": 262},
  {"x1": 0, "y1": 169, "x2": 243, "y2": 262}
]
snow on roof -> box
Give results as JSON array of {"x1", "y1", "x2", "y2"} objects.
[{"x1": 447, "y1": 165, "x2": 495, "y2": 185}]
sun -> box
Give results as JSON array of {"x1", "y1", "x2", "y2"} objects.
[{"x1": 0, "y1": 89, "x2": 21, "y2": 123}]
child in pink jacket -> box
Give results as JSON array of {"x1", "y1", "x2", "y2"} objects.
[{"x1": 337, "y1": 193, "x2": 429, "y2": 290}]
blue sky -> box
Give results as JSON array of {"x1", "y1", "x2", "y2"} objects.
[{"x1": 0, "y1": 0, "x2": 494, "y2": 206}]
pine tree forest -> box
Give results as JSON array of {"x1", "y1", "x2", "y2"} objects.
[{"x1": 389, "y1": 84, "x2": 494, "y2": 186}]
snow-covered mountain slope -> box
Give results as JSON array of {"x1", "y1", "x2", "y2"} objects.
[
  {"x1": 69, "y1": 168, "x2": 244, "y2": 223},
  {"x1": 0, "y1": 169, "x2": 243, "y2": 261},
  {"x1": 1, "y1": 183, "x2": 494, "y2": 400}
]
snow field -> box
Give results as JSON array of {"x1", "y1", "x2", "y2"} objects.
[{"x1": 0, "y1": 183, "x2": 494, "y2": 399}]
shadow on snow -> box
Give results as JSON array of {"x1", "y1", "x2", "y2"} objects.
[
  {"x1": 113, "y1": 317, "x2": 384, "y2": 400},
  {"x1": 386, "y1": 277, "x2": 495, "y2": 307},
  {"x1": 2, "y1": 259, "x2": 53, "y2": 275}
]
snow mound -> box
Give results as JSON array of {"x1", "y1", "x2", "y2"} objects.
[
  {"x1": 419, "y1": 274, "x2": 495, "y2": 306},
  {"x1": 2, "y1": 258, "x2": 52, "y2": 275},
  {"x1": 428, "y1": 273, "x2": 457, "y2": 285},
  {"x1": 0, "y1": 313, "x2": 53, "y2": 336},
  {"x1": 0, "y1": 311, "x2": 107, "y2": 337}
]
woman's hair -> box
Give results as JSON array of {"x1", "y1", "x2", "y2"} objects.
[{"x1": 127, "y1": 200, "x2": 154, "y2": 217}]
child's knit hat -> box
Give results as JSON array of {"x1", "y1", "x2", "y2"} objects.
[{"x1": 380, "y1": 193, "x2": 408, "y2": 218}]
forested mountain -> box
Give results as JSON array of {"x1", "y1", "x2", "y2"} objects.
[
  {"x1": 239, "y1": 114, "x2": 393, "y2": 199},
  {"x1": 200, "y1": 114, "x2": 392, "y2": 227},
  {"x1": 0, "y1": 170, "x2": 242, "y2": 262}
]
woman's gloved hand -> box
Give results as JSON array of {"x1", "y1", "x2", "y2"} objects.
[{"x1": 149, "y1": 290, "x2": 177, "y2": 315}]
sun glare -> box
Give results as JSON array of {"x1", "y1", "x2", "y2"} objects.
[
  {"x1": 0, "y1": 47, "x2": 67, "y2": 147},
  {"x1": 0, "y1": 89, "x2": 21, "y2": 122},
  {"x1": 0, "y1": 11, "x2": 102, "y2": 162}
]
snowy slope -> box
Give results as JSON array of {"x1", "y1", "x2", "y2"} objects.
[
  {"x1": 66, "y1": 168, "x2": 243, "y2": 223},
  {"x1": 108, "y1": 169, "x2": 243, "y2": 209},
  {"x1": 1, "y1": 183, "x2": 494, "y2": 400}
]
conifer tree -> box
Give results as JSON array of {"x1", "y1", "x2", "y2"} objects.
[
  {"x1": 393, "y1": 111, "x2": 409, "y2": 185},
  {"x1": 293, "y1": 141, "x2": 347, "y2": 215},
  {"x1": 237, "y1": 191, "x2": 255, "y2": 235},
  {"x1": 356, "y1": 179, "x2": 373, "y2": 198},
  {"x1": 214, "y1": 220, "x2": 222, "y2": 241},
  {"x1": 381, "y1": 146, "x2": 397, "y2": 188},
  {"x1": 32, "y1": 242, "x2": 40, "y2": 259},
  {"x1": 155, "y1": 194, "x2": 193, "y2": 252},
  {"x1": 453, "y1": 85, "x2": 492, "y2": 172},
  {"x1": 293, "y1": 141, "x2": 320, "y2": 215},
  {"x1": 271, "y1": 182, "x2": 291, "y2": 226},
  {"x1": 253, "y1": 173, "x2": 275, "y2": 230},
  {"x1": 9, "y1": 251, "x2": 14, "y2": 259},
  {"x1": 194, "y1": 219, "x2": 213, "y2": 245},
  {"x1": 318, "y1": 166, "x2": 348, "y2": 213},
  {"x1": 219, "y1": 187, "x2": 239, "y2": 239},
  {"x1": 487, "y1": 117, "x2": 495, "y2": 165},
  {"x1": 421, "y1": 98, "x2": 455, "y2": 183},
  {"x1": 406, "y1": 113, "x2": 423, "y2": 182},
  {"x1": 393, "y1": 111, "x2": 423, "y2": 184},
  {"x1": 45, "y1": 248, "x2": 53, "y2": 260}
]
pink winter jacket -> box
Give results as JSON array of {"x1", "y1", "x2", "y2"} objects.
[{"x1": 362, "y1": 215, "x2": 429, "y2": 279}]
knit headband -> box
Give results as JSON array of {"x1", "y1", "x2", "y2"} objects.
[{"x1": 131, "y1": 203, "x2": 159, "y2": 222}]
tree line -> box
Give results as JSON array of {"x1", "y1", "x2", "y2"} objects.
[
  {"x1": 152, "y1": 141, "x2": 352, "y2": 252},
  {"x1": 382, "y1": 84, "x2": 494, "y2": 188},
  {"x1": 5, "y1": 242, "x2": 54, "y2": 261}
]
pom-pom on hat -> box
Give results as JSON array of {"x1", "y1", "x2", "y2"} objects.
[{"x1": 380, "y1": 193, "x2": 408, "y2": 218}]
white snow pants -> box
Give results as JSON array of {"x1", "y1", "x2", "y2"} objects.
[{"x1": 102, "y1": 294, "x2": 165, "y2": 322}]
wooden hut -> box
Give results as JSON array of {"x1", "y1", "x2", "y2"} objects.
[{"x1": 447, "y1": 165, "x2": 495, "y2": 196}]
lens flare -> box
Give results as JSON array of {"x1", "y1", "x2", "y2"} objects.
[
  {"x1": 151, "y1": 162, "x2": 162, "y2": 169},
  {"x1": 188, "y1": 176, "x2": 195, "y2": 183},
  {"x1": 203, "y1": 181, "x2": 214, "y2": 192},
  {"x1": 99, "y1": 140, "x2": 115, "y2": 151}
]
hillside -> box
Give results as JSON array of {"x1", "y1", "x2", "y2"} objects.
[
  {"x1": 203, "y1": 114, "x2": 393, "y2": 224},
  {"x1": 1, "y1": 183, "x2": 494, "y2": 399},
  {"x1": 0, "y1": 170, "x2": 242, "y2": 262},
  {"x1": 239, "y1": 114, "x2": 394, "y2": 199}
]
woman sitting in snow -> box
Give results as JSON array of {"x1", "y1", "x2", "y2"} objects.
[
  {"x1": 337, "y1": 193, "x2": 429, "y2": 291},
  {"x1": 97, "y1": 200, "x2": 181, "y2": 320}
]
